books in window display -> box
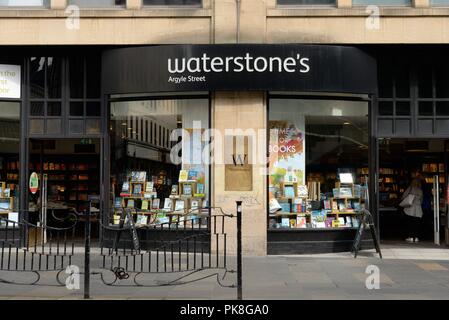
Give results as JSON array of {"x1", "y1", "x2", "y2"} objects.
[
  {"x1": 283, "y1": 185, "x2": 295, "y2": 198},
  {"x1": 296, "y1": 216, "x2": 307, "y2": 228},
  {"x1": 311, "y1": 210, "x2": 326, "y2": 228},
  {"x1": 281, "y1": 217, "x2": 290, "y2": 228},
  {"x1": 279, "y1": 202, "x2": 291, "y2": 213},
  {"x1": 136, "y1": 215, "x2": 148, "y2": 226},
  {"x1": 120, "y1": 182, "x2": 131, "y2": 197},
  {"x1": 130, "y1": 171, "x2": 146, "y2": 182}
]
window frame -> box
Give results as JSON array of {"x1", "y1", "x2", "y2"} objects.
[
  {"x1": 0, "y1": 0, "x2": 50, "y2": 8},
  {"x1": 66, "y1": 0, "x2": 126, "y2": 9},
  {"x1": 142, "y1": 0, "x2": 203, "y2": 8}
]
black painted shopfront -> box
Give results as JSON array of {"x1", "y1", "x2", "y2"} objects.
[{"x1": 1, "y1": 44, "x2": 447, "y2": 253}]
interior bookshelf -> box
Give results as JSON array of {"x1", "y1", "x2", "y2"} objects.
[{"x1": 28, "y1": 155, "x2": 100, "y2": 212}]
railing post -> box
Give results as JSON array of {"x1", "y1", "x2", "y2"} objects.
[
  {"x1": 84, "y1": 204, "x2": 91, "y2": 299},
  {"x1": 236, "y1": 201, "x2": 242, "y2": 300}
]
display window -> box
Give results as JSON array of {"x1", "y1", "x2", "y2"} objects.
[
  {"x1": 268, "y1": 97, "x2": 369, "y2": 230},
  {"x1": 109, "y1": 97, "x2": 210, "y2": 229},
  {"x1": 0, "y1": 101, "x2": 20, "y2": 228}
]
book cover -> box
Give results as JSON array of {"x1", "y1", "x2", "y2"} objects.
[
  {"x1": 269, "y1": 198, "x2": 282, "y2": 213},
  {"x1": 190, "y1": 200, "x2": 200, "y2": 210},
  {"x1": 175, "y1": 200, "x2": 185, "y2": 211},
  {"x1": 114, "y1": 197, "x2": 122, "y2": 208},
  {"x1": 131, "y1": 171, "x2": 146, "y2": 182},
  {"x1": 284, "y1": 185, "x2": 295, "y2": 198},
  {"x1": 121, "y1": 182, "x2": 130, "y2": 193},
  {"x1": 179, "y1": 170, "x2": 188, "y2": 182},
  {"x1": 163, "y1": 198, "x2": 172, "y2": 210},
  {"x1": 195, "y1": 183, "x2": 205, "y2": 197},
  {"x1": 338, "y1": 217, "x2": 345, "y2": 226},
  {"x1": 127, "y1": 199, "x2": 135, "y2": 208},
  {"x1": 141, "y1": 200, "x2": 149, "y2": 210},
  {"x1": 289, "y1": 219, "x2": 296, "y2": 228},
  {"x1": 145, "y1": 182, "x2": 154, "y2": 193},
  {"x1": 279, "y1": 202, "x2": 291, "y2": 213},
  {"x1": 325, "y1": 217, "x2": 334, "y2": 228},
  {"x1": 152, "y1": 198, "x2": 160, "y2": 209},
  {"x1": 297, "y1": 185, "x2": 308, "y2": 197},
  {"x1": 187, "y1": 170, "x2": 198, "y2": 181},
  {"x1": 133, "y1": 183, "x2": 143, "y2": 195},
  {"x1": 281, "y1": 217, "x2": 290, "y2": 228},
  {"x1": 113, "y1": 215, "x2": 121, "y2": 225},
  {"x1": 182, "y1": 183, "x2": 192, "y2": 196},
  {"x1": 296, "y1": 216, "x2": 307, "y2": 228},
  {"x1": 136, "y1": 215, "x2": 148, "y2": 225},
  {"x1": 171, "y1": 185, "x2": 179, "y2": 195},
  {"x1": 332, "y1": 220, "x2": 340, "y2": 228}
]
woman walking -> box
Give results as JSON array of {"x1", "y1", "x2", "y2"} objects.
[{"x1": 400, "y1": 175, "x2": 424, "y2": 243}]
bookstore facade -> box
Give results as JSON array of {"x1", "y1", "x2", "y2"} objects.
[{"x1": 1, "y1": 44, "x2": 448, "y2": 255}]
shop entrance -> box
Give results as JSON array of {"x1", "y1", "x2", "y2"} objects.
[
  {"x1": 378, "y1": 138, "x2": 449, "y2": 246},
  {"x1": 27, "y1": 138, "x2": 101, "y2": 239}
]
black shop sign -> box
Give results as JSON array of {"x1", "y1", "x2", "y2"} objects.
[{"x1": 102, "y1": 44, "x2": 377, "y2": 95}]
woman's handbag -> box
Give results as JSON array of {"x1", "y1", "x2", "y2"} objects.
[{"x1": 399, "y1": 193, "x2": 415, "y2": 208}]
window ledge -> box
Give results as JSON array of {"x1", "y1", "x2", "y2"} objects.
[
  {"x1": 0, "y1": 8, "x2": 212, "y2": 18},
  {"x1": 267, "y1": 7, "x2": 449, "y2": 17}
]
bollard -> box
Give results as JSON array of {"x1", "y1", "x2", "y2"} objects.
[
  {"x1": 84, "y1": 204, "x2": 91, "y2": 299},
  {"x1": 236, "y1": 201, "x2": 242, "y2": 300}
]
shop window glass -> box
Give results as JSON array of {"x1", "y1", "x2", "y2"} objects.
[
  {"x1": 352, "y1": 0, "x2": 411, "y2": 5},
  {"x1": 277, "y1": 0, "x2": 335, "y2": 4},
  {"x1": 0, "y1": 0, "x2": 49, "y2": 6},
  {"x1": 47, "y1": 102, "x2": 62, "y2": 117},
  {"x1": 110, "y1": 98, "x2": 210, "y2": 228},
  {"x1": 143, "y1": 0, "x2": 201, "y2": 5},
  {"x1": 418, "y1": 66, "x2": 434, "y2": 98},
  {"x1": 419, "y1": 101, "x2": 434, "y2": 116},
  {"x1": 86, "y1": 119, "x2": 101, "y2": 134},
  {"x1": 68, "y1": 0, "x2": 125, "y2": 6},
  {"x1": 86, "y1": 101, "x2": 101, "y2": 117},
  {"x1": 70, "y1": 102, "x2": 84, "y2": 117},
  {"x1": 436, "y1": 101, "x2": 449, "y2": 116},
  {"x1": 46, "y1": 119, "x2": 62, "y2": 134},
  {"x1": 30, "y1": 101, "x2": 44, "y2": 116},
  {"x1": 46, "y1": 57, "x2": 62, "y2": 99},
  {"x1": 69, "y1": 119, "x2": 84, "y2": 134},
  {"x1": 395, "y1": 65, "x2": 410, "y2": 98},
  {"x1": 29, "y1": 119, "x2": 44, "y2": 134},
  {"x1": 30, "y1": 57, "x2": 45, "y2": 99},
  {"x1": 0, "y1": 101, "x2": 20, "y2": 226},
  {"x1": 431, "y1": 0, "x2": 449, "y2": 6},
  {"x1": 378, "y1": 65, "x2": 393, "y2": 98},
  {"x1": 86, "y1": 57, "x2": 101, "y2": 99},
  {"x1": 268, "y1": 98, "x2": 369, "y2": 230},
  {"x1": 379, "y1": 101, "x2": 393, "y2": 116},
  {"x1": 69, "y1": 57, "x2": 84, "y2": 99},
  {"x1": 435, "y1": 64, "x2": 449, "y2": 98},
  {"x1": 395, "y1": 101, "x2": 410, "y2": 116}
]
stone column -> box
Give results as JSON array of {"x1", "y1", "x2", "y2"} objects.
[
  {"x1": 50, "y1": 0, "x2": 67, "y2": 9},
  {"x1": 127, "y1": 0, "x2": 142, "y2": 10},
  {"x1": 212, "y1": 91, "x2": 267, "y2": 256}
]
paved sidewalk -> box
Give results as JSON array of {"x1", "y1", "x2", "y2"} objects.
[{"x1": 1, "y1": 244, "x2": 449, "y2": 300}]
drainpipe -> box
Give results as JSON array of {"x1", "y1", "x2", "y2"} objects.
[{"x1": 236, "y1": 0, "x2": 241, "y2": 43}]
